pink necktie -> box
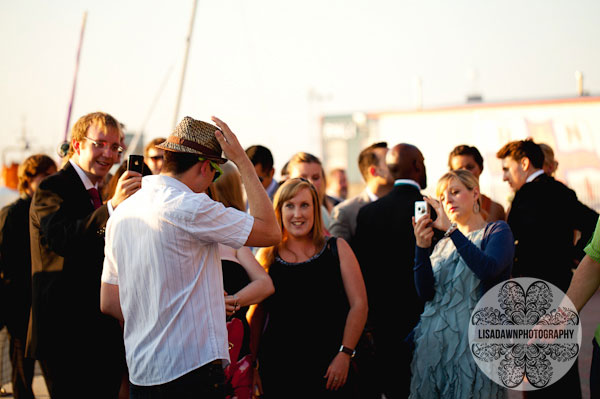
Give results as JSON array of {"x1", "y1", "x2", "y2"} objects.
[{"x1": 88, "y1": 187, "x2": 102, "y2": 210}]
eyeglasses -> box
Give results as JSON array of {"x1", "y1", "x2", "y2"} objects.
[
  {"x1": 199, "y1": 157, "x2": 223, "y2": 182},
  {"x1": 84, "y1": 137, "x2": 124, "y2": 154}
]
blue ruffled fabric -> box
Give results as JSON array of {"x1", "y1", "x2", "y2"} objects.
[{"x1": 409, "y1": 228, "x2": 505, "y2": 399}]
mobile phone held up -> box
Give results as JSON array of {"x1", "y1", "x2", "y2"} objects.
[
  {"x1": 128, "y1": 155, "x2": 144, "y2": 174},
  {"x1": 414, "y1": 201, "x2": 428, "y2": 222}
]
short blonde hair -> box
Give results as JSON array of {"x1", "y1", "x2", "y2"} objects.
[
  {"x1": 436, "y1": 169, "x2": 480, "y2": 207},
  {"x1": 67, "y1": 112, "x2": 123, "y2": 159},
  {"x1": 287, "y1": 152, "x2": 326, "y2": 200}
]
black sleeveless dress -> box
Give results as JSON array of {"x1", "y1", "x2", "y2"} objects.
[
  {"x1": 222, "y1": 259, "x2": 252, "y2": 359},
  {"x1": 258, "y1": 238, "x2": 353, "y2": 398}
]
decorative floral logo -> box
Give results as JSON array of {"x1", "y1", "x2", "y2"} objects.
[{"x1": 468, "y1": 278, "x2": 580, "y2": 391}]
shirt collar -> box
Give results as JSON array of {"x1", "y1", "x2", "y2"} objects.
[
  {"x1": 394, "y1": 179, "x2": 421, "y2": 190},
  {"x1": 365, "y1": 187, "x2": 378, "y2": 202},
  {"x1": 526, "y1": 169, "x2": 545, "y2": 183},
  {"x1": 69, "y1": 159, "x2": 97, "y2": 190},
  {"x1": 266, "y1": 178, "x2": 279, "y2": 197},
  {"x1": 152, "y1": 174, "x2": 196, "y2": 194}
]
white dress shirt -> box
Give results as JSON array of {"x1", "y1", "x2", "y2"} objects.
[
  {"x1": 102, "y1": 175, "x2": 253, "y2": 385},
  {"x1": 69, "y1": 159, "x2": 114, "y2": 214},
  {"x1": 526, "y1": 169, "x2": 545, "y2": 183}
]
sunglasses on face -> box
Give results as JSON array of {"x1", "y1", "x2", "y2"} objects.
[{"x1": 198, "y1": 157, "x2": 223, "y2": 182}]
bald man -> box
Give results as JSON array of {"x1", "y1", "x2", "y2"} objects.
[{"x1": 353, "y1": 143, "x2": 427, "y2": 399}]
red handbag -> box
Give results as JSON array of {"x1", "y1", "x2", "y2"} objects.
[{"x1": 225, "y1": 317, "x2": 253, "y2": 399}]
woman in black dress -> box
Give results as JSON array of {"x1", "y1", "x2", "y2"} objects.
[{"x1": 253, "y1": 178, "x2": 367, "y2": 398}]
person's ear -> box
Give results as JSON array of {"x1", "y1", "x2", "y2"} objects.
[
  {"x1": 200, "y1": 160, "x2": 212, "y2": 177},
  {"x1": 520, "y1": 157, "x2": 531, "y2": 172},
  {"x1": 368, "y1": 165, "x2": 377, "y2": 178},
  {"x1": 269, "y1": 168, "x2": 275, "y2": 178},
  {"x1": 473, "y1": 186, "x2": 480, "y2": 202},
  {"x1": 72, "y1": 138, "x2": 81, "y2": 155}
]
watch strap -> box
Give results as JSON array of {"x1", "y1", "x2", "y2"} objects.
[{"x1": 339, "y1": 345, "x2": 356, "y2": 358}]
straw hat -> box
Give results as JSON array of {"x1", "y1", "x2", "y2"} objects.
[{"x1": 156, "y1": 116, "x2": 227, "y2": 164}]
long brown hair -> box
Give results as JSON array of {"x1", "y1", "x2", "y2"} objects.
[{"x1": 257, "y1": 178, "x2": 324, "y2": 270}]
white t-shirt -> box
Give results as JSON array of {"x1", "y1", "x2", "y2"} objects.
[{"x1": 102, "y1": 175, "x2": 253, "y2": 386}]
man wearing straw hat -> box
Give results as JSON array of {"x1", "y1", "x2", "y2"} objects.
[{"x1": 100, "y1": 116, "x2": 281, "y2": 398}]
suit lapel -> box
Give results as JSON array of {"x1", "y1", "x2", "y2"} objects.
[{"x1": 62, "y1": 162, "x2": 95, "y2": 214}]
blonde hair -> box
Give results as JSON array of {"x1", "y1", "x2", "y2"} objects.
[
  {"x1": 436, "y1": 169, "x2": 481, "y2": 208},
  {"x1": 213, "y1": 162, "x2": 245, "y2": 211},
  {"x1": 67, "y1": 112, "x2": 123, "y2": 159},
  {"x1": 539, "y1": 143, "x2": 559, "y2": 175},
  {"x1": 257, "y1": 178, "x2": 324, "y2": 270},
  {"x1": 287, "y1": 152, "x2": 326, "y2": 201}
]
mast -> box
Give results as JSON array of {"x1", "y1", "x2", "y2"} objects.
[
  {"x1": 62, "y1": 11, "x2": 88, "y2": 145},
  {"x1": 172, "y1": 0, "x2": 198, "y2": 129}
]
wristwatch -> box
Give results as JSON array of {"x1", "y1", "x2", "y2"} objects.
[{"x1": 339, "y1": 345, "x2": 356, "y2": 358}]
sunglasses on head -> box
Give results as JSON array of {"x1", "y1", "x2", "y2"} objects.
[{"x1": 198, "y1": 157, "x2": 223, "y2": 182}]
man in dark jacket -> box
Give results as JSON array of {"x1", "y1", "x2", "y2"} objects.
[
  {"x1": 497, "y1": 138, "x2": 597, "y2": 398},
  {"x1": 0, "y1": 154, "x2": 56, "y2": 399},
  {"x1": 353, "y1": 143, "x2": 427, "y2": 399},
  {"x1": 28, "y1": 112, "x2": 141, "y2": 398}
]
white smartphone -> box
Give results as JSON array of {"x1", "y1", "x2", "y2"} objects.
[{"x1": 414, "y1": 200, "x2": 428, "y2": 222}]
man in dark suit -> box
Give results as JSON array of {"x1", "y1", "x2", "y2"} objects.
[
  {"x1": 497, "y1": 138, "x2": 598, "y2": 398},
  {"x1": 329, "y1": 142, "x2": 393, "y2": 245},
  {"x1": 353, "y1": 143, "x2": 427, "y2": 399},
  {"x1": 28, "y1": 112, "x2": 142, "y2": 398}
]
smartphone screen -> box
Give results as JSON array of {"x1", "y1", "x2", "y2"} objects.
[{"x1": 128, "y1": 155, "x2": 144, "y2": 174}]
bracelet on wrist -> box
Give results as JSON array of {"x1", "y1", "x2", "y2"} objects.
[
  {"x1": 339, "y1": 345, "x2": 356, "y2": 358},
  {"x1": 444, "y1": 222, "x2": 458, "y2": 237}
]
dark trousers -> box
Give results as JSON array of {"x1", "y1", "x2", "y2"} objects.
[
  {"x1": 9, "y1": 336, "x2": 35, "y2": 399},
  {"x1": 524, "y1": 360, "x2": 581, "y2": 399},
  {"x1": 129, "y1": 361, "x2": 226, "y2": 399},
  {"x1": 356, "y1": 329, "x2": 412, "y2": 399},
  {"x1": 39, "y1": 349, "x2": 124, "y2": 399}
]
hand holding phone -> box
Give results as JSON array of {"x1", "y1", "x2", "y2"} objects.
[
  {"x1": 414, "y1": 201, "x2": 428, "y2": 222},
  {"x1": 413, "y1": 200, "x2": 434, "y2": 248}
]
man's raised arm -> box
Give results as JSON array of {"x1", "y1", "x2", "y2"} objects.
[{"x1": 212, "y1": 116, "x2": 281, "y2": 248}]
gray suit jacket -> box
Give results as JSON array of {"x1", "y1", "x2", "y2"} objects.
[{"x1": 328, "y1": 189, "x2": 371, "y2": 244}]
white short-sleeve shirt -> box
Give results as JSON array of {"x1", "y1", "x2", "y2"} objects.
[{"x1": 102, "y1": 175, "x2": 253, "y2": 386}]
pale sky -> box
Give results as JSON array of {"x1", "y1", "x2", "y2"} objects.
[{"x1": 1, "y1": 0, "x2": 599, "y2": 171}]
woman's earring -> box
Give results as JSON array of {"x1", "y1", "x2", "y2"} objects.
[{"x1": 473, "y1": 201, "x2": 480, "y2": 214}]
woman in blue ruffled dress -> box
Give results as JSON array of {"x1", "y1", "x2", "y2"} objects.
[{"x1": 410, "y1": 169, "x2": 514, "y2": 398}]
